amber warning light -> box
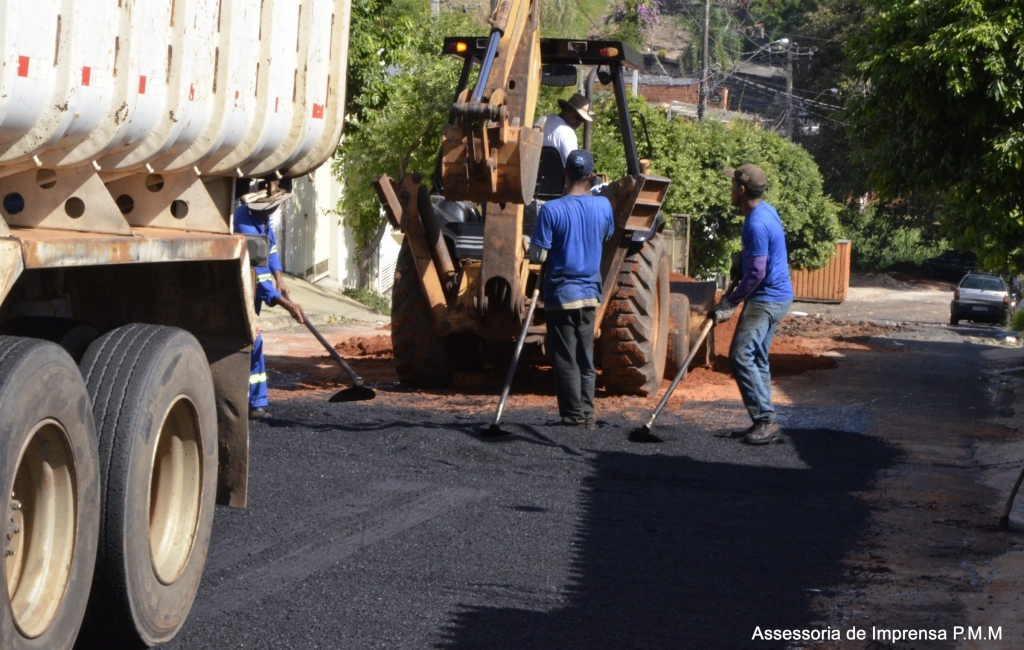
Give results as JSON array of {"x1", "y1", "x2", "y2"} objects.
[
  {"x1": 447, "y1": 41, "x2": 468, "y2": 53},
  {"x1": 599, "y1": 47, "x2": 620, "y2": 57}
]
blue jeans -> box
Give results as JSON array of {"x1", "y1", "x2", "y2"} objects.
[{"x1": 729, "y1": 299, "x2": 792, "y2": 424}]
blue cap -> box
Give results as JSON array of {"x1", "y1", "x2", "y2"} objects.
[{"x1": 565, "y1": 149, "x2": 594, "y2": 180}]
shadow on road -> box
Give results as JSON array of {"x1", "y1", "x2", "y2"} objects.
[{"x1": 435, "y1": 428, "x2": 900, "y2": 650}]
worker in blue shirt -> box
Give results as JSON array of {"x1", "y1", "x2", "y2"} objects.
[
  {"x1": 529, "y1": 150, "x2": 615, "y2": 428},
  {"x1": 712, "y1": 164, "x2": 793, "y2": 445},
  {"x1": 233, "y1": 200, "x2": 305, "y2": 420}
]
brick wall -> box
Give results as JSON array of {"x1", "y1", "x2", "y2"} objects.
[{"x1": 639, "y1": 84, "x2": 729, "y2": 109}]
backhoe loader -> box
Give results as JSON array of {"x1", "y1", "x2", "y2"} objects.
[{"x1": 373, "y1": 0, "x2": 716, "y2": 396}]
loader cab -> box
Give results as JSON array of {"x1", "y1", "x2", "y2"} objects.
[
  {"x1": 434, "y1": 38, "x2": 647, "y2": 252},
  {"x1": 437, "y1": 37, "x2": 646, "y2": 194}
]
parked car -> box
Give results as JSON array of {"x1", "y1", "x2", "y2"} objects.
[
  {"x1": 923, "y1": 250, "x2": 977, "y2": 280},
  {"x1": 950, "y1": 273, "x2": 1016, "y2": 326}
]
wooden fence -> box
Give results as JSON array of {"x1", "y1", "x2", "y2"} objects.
[{"x1": 790, "y1": 240, "x2": 851, "y2": 303}]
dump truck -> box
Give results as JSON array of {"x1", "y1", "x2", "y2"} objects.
[
  {"x1": 374, "y1": 0, "x2": 715, "y2": 396},
  {"x1": 0, "y1": 1, "x2": 350, "y2": 647}
]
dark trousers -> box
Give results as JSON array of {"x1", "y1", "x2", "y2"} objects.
[{"x1": 545, "y1": 307, "x2": 596, "y2": 422}]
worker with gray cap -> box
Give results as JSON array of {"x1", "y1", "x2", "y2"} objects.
[
  {"x1": 535, "y1": 93, "x2": 595, "y2": 165},
  {"x1": 712, "y1": 164, "x2": 793, "y2": 444}
]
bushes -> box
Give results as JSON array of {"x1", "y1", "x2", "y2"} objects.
[
  {"x1": 1013, "y1": 308, "x2": 1024, "y2": 333},
  {"x1": 343, "y1": 287, "x2": 392, "y2": 316},
  {"x1": 589, "y1": 94, "x2": 842, "y2": 276},
  {"x1": 841, "y1": 202, "x2": 946, "y2": 271}
]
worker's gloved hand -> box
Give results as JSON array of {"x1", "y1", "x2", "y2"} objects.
[{"x1": 712, "y1": 298, "x2": 737, "y2": 324}]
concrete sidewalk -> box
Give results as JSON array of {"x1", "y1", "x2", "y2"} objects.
[{"x1": 258, "y1": 275, "x2": 387, "y2": 331}]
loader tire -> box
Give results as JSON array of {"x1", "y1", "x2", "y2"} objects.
[
  {"x1": 600, "y1": 234, "x2": 671, "y2": 396},
  {"x1": 0, "y1": 338, "x2": 99, "y2": 650},
  {"x1": 77, "y1": 325, "x2": 217, "y2": 648},
  {"x1": 391, "y1": 241, "x2": 453, "y2": 387},
  {"x1": 664, "y1": 293, "x2": 691, "y2": 379}
]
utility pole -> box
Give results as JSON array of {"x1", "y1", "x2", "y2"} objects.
[
  {"x1": 784, "y1": 45, "x2": 793, "y2": 139},
  {"x1": 697, "y1": 0, "x2": 710, "y2": 119}
]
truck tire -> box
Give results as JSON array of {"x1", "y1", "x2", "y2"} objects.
[
  {"x1": 391, "y1": 241, "x2": 453, "y2": 387},
  {"x1": 664, "y1": 293, "x2": 690, "y2": 379},
  {"x1": 0, "y1": 338, "x2": 99, "y2": 650},
  {"x1": 600, "y1": 235, "x2": 671, "y2": 396},
  {"x1": 77, "y1": 325, "x2": 217, "y2": 648},
  {"x1": 0, "y1": 317, "x2": 99, "y2": 362}
]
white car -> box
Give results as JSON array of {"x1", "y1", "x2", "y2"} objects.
[{"x1": 950, "y1": 273, "x2": 1015, "y2": 326}]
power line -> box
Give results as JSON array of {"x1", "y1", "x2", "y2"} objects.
[
  {"x1": 718, "y1": 71, "x2": 847, "y2": 123},
  {"x1": 777, "y1": 32, "x2": 844, "y2": 44}
]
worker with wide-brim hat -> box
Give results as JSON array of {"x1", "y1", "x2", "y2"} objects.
[
  {"x1": 232, "y1": 182, "x2": 306, "y2": 420},
  {"x1": 536, "y1": 92, "x2": 595, "y2": 165}
]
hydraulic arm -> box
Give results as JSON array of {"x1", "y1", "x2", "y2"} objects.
[{"x1": 440, "y1": 0, "x2": 543, "y2": 206}]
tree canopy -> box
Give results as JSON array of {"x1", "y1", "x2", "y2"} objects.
[
  {"x1": 334, "y1": 5, "x2": 483, "y2": 254},
  {"x1": 847, "y1": 0, "x2": 1024, "y2": 271}
]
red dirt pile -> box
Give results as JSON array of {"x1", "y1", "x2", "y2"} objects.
[{"x1": 333, "y1": 336, "x2": 392, "y2": 357}]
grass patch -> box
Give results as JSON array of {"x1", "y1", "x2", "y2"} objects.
[
  {"x1": 343, "y1": 287, "x2": 392, "y2": 316},
  {"x1": 1012, "y1": 308, "x2": 1024, "y2": 332}
]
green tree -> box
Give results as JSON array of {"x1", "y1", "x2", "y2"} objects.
[
  {"x1": 334, "y1": 8, "x2": 483, "y2": 285},
  {"x1": 677, "y1": 9, "x2": 743, "y2": 78},
  {"x1": 847, "y1": 0, "x2": 1024, "y2": 271},
  {"x1": 747, "y1": 0, "x2": 821, "y2": 40},
  {"x1": 589, "y1": 94, "x2": 841, "y2": 275},
  {"x1": 604, "y1": 0, "x2": 661, "y2": 50}
]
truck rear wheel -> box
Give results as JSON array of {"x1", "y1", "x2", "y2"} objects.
[
  {"x1": 0, "y1": 338, "x2": 99, "y2": 650},
  {"x1": 391, "y1": 241, "x2": 453, "y2": 387},
  {"x1": 77, "y1": 325, "x2": 217, "y2": 648},
  {"x1": 600, "y1": 235, "x2": 671, "y2": 396}
]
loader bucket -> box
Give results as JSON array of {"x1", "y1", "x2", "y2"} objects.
[
  {"x1": 440, "y1": 123, "x2": 543, "y2": 205},
  {"x1": 671, "y1": 280, "x2": 718, "y2": 368}
]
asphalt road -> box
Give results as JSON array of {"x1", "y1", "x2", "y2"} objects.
[
  {"x1": 160, "y1": 397, "x2": 894, "y2": 650},
  {"x1": 155, "y1": 300, "x2": 1024, "y2": 649}
]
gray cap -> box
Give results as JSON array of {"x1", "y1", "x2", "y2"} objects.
[{"x1": 722, "y1": 164, "x2": 767, "y2": 193}]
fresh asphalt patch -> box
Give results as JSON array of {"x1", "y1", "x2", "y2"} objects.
[{"x1": 163, "y1": 396, "x2": 898, "y2": 650}]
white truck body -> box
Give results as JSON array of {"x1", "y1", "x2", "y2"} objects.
[{"x1": 0, "y1": 1, "x2": 351, "y2": 647}]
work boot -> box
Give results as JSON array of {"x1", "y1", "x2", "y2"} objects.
[
  {"x1": 731, "y1": 423, "x2": 758, "y2": 439},
  {"x1": 249, "y1": 406, "x2": 271, "y2": 421},
  {"x1": 583, "y1": 418, "x2": 596, "y2": 430},
  {"x1": 557, "y1": 417, "x2": 585, "y2": 427},
  {"x1": 744, "y1": 421, "x2": 780, "y2": 445}
]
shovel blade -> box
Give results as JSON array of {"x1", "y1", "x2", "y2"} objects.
[
  {"x1": 328, "y1": 386, "x2": 377, "y2": 403},
  {"x1": 628, "y1": 425, "x2": 663, "y2": 444}
]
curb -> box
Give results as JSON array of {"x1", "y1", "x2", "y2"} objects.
[{"x1": 258, "y1": 310, "x2": 385, "y2": 332}]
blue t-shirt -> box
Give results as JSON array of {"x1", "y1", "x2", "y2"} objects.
[
  {"x1": 742, "y1": 202, "x2": 793, "y2": 302},
  {"x1": 531, "y1": 194, "x2": 615, "y2": 307}
]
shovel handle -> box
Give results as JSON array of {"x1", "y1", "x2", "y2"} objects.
[
  {"x1": 642, "y1": 318, "x2": 714, "y2": 429},
  {"x1": 304, "y1": 320, "x2": 365, "y2": 387},
  {"x1": 492, "y1": 285, "x2": 542, "y2": 427}
]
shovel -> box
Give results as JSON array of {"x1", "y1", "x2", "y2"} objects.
[
  {"x1": 488, "y1": 269, "x2": 544, "y2": 435},
  {"x1": 303, "y1": 320, "x2": 377, "y2": 402},
  {"x1": 629, "y1": 319, "x2": 714, "y2": 443}
]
